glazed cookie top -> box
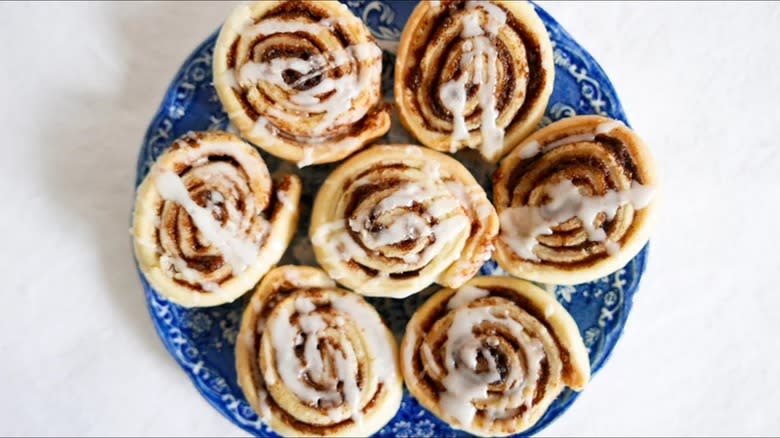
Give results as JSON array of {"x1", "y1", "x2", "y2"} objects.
[
  {"x1": 212, "y1": 0, "x2": 390, "y2": 167},
  {"x1": 395, "y1": 0, "x2": 555, "y2": 161}
]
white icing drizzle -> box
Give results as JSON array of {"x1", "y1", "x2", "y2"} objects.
[
  {"x1": 283, "y1": 269, "x2": 301, "y2": 287},
  {"x1": 268, "y1": 293, "x2": 395, "y2": 423},
  {"x1": 404, "y1": 145, "x2": 424, "y2": 156},
  {"x1": 476, "y1": 202, "x2": 493, "y2": 222},
  {"x1": 277, "y1": 189, "x2": 294, "y2": 211},
  {"x1": 329, "y1": 293, "x2": 396, "y2": 381},
  {"x1": 604, "y1": 240, "x2": 621, "y2": 255},
  {"x1": 438, "y1": 299, "x2": 545, "y2": 427},
  {"x1": 438, "y1": 3, "x2": 506, "y2": 158},
  {"x1": 173, "y1": 131, "x2": 200, "y2": 149},
  {"x1": 412, "y1": 216, "x2": 470, "y2": 266},
  {"x1": 445, "y1": 181, "x2": 471, "y2": 208},
  {"x1": 515, "y1": 139, "x2": 539, "y2": 160},
  {"x1": 299, "y1": 313, "x2": 330, "y2": 395},
  {"x1": 344, "y1": 192, "x2": 469, "y2": 266},
  {"x1": 517, "y1": 120, "x2": 627, "y2": 159},
  {"x1": 256, "y1": 388, "x2": 272, "y2": 418},
  {"x1": 443, "y1": 181, "x2": 476, "y2": 220},
  {"x1": 298, "y1": 147, "x2": 315, "y2": 168},
  {"x1": 135, "y1": 235, "x2": 158, "y2": 251},
  {"x1": 428, "y1": 197, "x2": 461, "y2": 217},
  {"x1": 473, "y1": 36, "x2": 503, "y2": 160},
  {"x1": 220, "y1": 70, "x2": 240, "y2": 90},
  {"x1": 252, "y1": 296, "x2": 263, "y2": 313},
  {"x1": 249, "y1": 116, "x2": 276, "y2": 140},
  {"x1": 461, "y1": 10, "x2": 483, "y2": 38},
  {"x1": 423, "y1": 160, "x2": 442, "y2": 180},
  {"x1": 546, "y1": 133, "x2": 600, "y2": 150},
  {"x1": 595, "y1": 119, "x2": 624, "y2": 134},
  {"x1": 356, "y1": 212, "x2": 432, "y2": 250},
  {"x1": 445, "y1": 180, "x2": 493, "y2": 222},
  {"x1": 467, "y1": 0, "x2": 507, "y2": 36},
  {"x1": 439, "y1": 74, "x2": 469, "y2": 149},
  {"x1": 334, "y1": 337, "x2": 362, "y2": 424},
  {"x1": 373, "y1": 182, "x2": 439, "y2": 215},
  {"x1": 192, "y1": 157, "x2": 209, "y2": 167},
  {"x1": 204, "y1": 191, "x2": 222, "y2": 218},
  {"x1": 236, "y1": 41, "x2": 381, "y2": 136},
  {"x1": 447, "y1": 284, "x2": 489, "y2": 309},
  {"x1": 544, "y1": 303, "x2": 556, "y2": 319},
  {"x1": 263, "y1": 337, "x2": 278, "y2": 385},
  {"x1": 269, "y1": 306, "x2": 328, "y2": 403},
  {"x1": 239, "y1": 43, "x2": 378, "y2": 93},
  {"x1": 499, "y1": 179, "x2": 655, "y2": 260},
  {"x1": 295, "y1": 295, "x2": 317, "y2": 314},
  {"x1": 155, "y1": 171, "x2": 258, "y2": 274},
  {"x1": 360, "y1": 272, "x2": 390, "y2": 291},
  {"x1": 312, "y1": 221, "x2": 368, "y2": 273}
]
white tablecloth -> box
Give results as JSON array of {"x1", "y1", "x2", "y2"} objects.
[{"x1": 1, "y1": 1, "x2": 777, "y2": 435}]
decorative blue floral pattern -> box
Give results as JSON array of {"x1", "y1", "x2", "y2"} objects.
[{"x1": 133, "y1": 2, "x2": 649, "y2": 436}]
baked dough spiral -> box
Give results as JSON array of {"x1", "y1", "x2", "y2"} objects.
[
  {"x1": 236, "y1": 266, "x2": 402, "y2": 437},
  {"x1": 310, "y1": 144, "x2": 498, "y2": 298},
  {"x1": 213, "y1": 0, "x2": 390, "y2": 167},
  {"x1": 493, "y1": 115, "x2": 659, "y2": 284},
  {"x1": 401, "y1": 276, "x2": 590, "y2": 436},
  {"x1": 395, "y1": 0, "x2": 554, "y2": 162},
  {"x1": 132, "y1": 131, "x2": 300, "y2": 307}
]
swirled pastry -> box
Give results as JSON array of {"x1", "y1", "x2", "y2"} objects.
[
  {"x1": 213, "y1": 0, "x2": 390, "y2": 167},
  {"x1": 493, "y1": 115, "x2": 659, "y2": 284},
  {"x1": 310, "y1": 144, "x2": 498, "y2": 298},
  {"x1": 132, "y1": 131, "x2": 300, "y2": 307},
  {"x1": 236, "y1": 266, "x2": 402, "y2": 437},
  {"x1": 395, "y1": 0, "x2": 554, "y2": 162},
  {"x1": 401, "y1": 276, "x2": 590, "y2": 436}
]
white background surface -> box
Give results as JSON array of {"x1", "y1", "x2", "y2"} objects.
[{"x1": 1, "y1": 1, "x2": 778, "y2": 436}]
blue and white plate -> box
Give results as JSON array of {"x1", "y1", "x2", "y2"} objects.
[{"x1": 134, "y1": 1, "x2": 648, "y2": 436}]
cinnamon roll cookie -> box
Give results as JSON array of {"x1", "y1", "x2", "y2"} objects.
[
  {"x1": 401, "y1": 276, "x2": 590, "y2": 436},
  {"x1": 132, "y1": 131, "x2": 300, "y2": 307},
  {"x1": 236, "y1": 266, "x2": 403, "y2": 437},
  {"x1": 310, "y1": 145, "x2": 498, "y2": 298},
  {"x1": 494, "y1": 115, "x2": 659, "y2": 284},
  {"x1": 395, "y1": 0, "x2": 554, "y2": 162},
  {"x1": 213, "y1": 0, "x2": 390, "y2": 167}
]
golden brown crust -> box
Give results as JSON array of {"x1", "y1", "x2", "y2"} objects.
[{"x1": 493, "y1": 115, "x2": 660, "y2": 284}]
